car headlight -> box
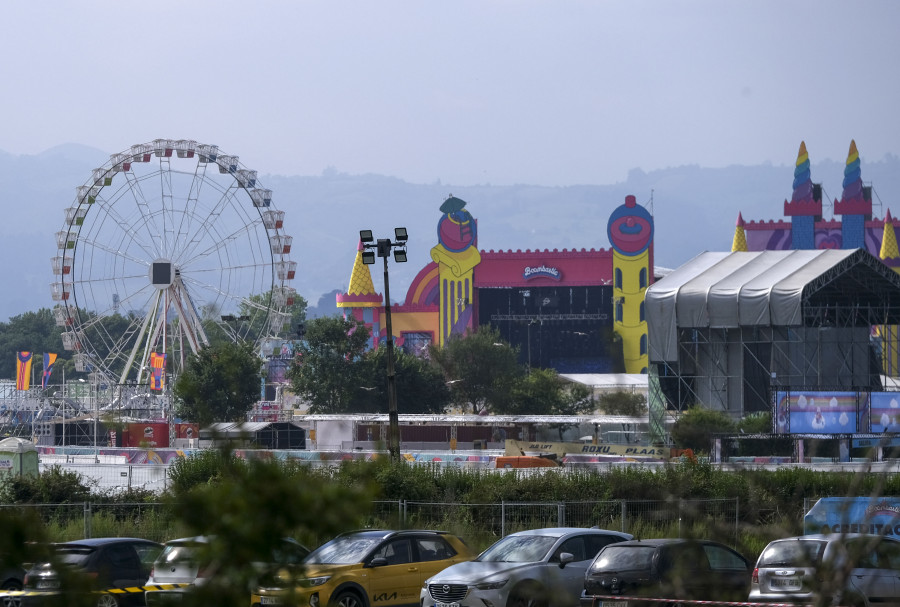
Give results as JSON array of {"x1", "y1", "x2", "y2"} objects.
[
  {"x1": 302, "y1": 576, "x2": 331, "y2": 587},
  {"x1": 474, "y1": 579, "x2": 508, "y2": 590}
]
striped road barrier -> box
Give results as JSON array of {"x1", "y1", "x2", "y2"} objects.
[{"x1": 0, "y1": 583, "x2": 193, "y2": 606}]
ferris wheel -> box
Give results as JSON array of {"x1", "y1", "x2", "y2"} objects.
[{"x1": 50, "y1": 139, "x2": 297, "y2": 387}]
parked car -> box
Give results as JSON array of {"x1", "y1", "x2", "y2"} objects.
[
  {"x1": 21, "y1": 537, "x2": 163, "y2": 607},
  {"x1": 581, "y1": 538, "x2": 752, "y2": 607},
  {"x1": 422, "y1": 527, "x2": 633, "y2": 607},
  {"x1": 145, "y1": 535, "x2": 309, "y2": 605},
  {"x1": 749, "y1": 533, "x2": 900, "y2": 607},
  {"x1": 251, "y1": 529, "x2": 474, "y2": 607}
]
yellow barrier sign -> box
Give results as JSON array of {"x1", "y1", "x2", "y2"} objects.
[{"x1": 504, "y1": 439, "x2": 668, "y2": 458}]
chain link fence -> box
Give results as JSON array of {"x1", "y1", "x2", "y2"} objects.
[{"x1": 0, "y1": 497, "x2": 740, "y2": 548}]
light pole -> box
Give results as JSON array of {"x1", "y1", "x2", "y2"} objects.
[{"x1": 360, "y1": 227, "x2": 408, "y2": 464}]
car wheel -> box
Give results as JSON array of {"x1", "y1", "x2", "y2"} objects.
[
  {"x1": 330, "y1": 590, "x2": 366, "y2": 607},
  {"x1": 0, "y1": 579, "x2": 22, "y2": 591},
  {"x1": 96, "y1": 594, "x2": 119, "y2": 607}
]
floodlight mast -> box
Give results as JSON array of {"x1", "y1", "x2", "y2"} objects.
[{"x1": 359, "y1": 228, "x2": 408, "y2": 464}]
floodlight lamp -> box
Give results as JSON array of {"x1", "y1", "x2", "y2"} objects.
[
  {"x1": 394, "y1": 227, "x2": 408, "y2": 242},
  {"x1": 359, "y1": 229, "x2": 374, "y2": 243},
  {"x1": 362, "y1": 250, "x2": 376, "y2": 265},
  {"x1": 394, "y1": 248, "x2": 407, "y2": 263}
]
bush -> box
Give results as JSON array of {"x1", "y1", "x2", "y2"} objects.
[{"x1": 0, "y1": 465, "x2": 92, "y2": 504}]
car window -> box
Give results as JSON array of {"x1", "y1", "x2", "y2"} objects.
[
  {"x1": 758, "y1": 539, "x2": 825, "y2": 567},
  {"x1": 875, "y1": 540, "x2": 900, "y2": 570},
  {"x1": 56, "y1": 546, "x2": 94, "y2": 568},
  {"x1": 133, "y1": 543, "x2": 162, "y2": 567},
  {"x1": 585, "y1": 534, "x2": 626, "y2": 559},
  {"x1": 371, "y1": 539, "x2": 412, "y2": 565},
  {"x1": 306, "y1": 537, "x2": 381, "y2": 565},
  {"x1": 703, "y1": 545, "x2": 747, "y2": 571},
  {"x1": 479, "y1": 535, "x2": 557, "y2": 563},
  {"x1": 158, "y1": 544, "x2": 198, "y2": 566},
  {"x1": 591, "y1": 545, "x2": 655, "y2": 572},
  {"x1": 105, "y1": 544, "x2": 139, "y2": 571},
  {"x1": 416, "y1": 537, "x2": 456, "y2": 562},
  {"x1": 552, "y1": 536, "x2": 586, "y2": 562},
  {"x1": 662, "y1": 544, "x2": 710, "y2": 573}
]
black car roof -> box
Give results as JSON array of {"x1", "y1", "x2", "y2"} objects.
[
  {"x1": 60, "y1": 537, "x2": 159, "y2": 547},
  {"x1": 608, "y1": 538, "x2": 715, "y2": 547}
]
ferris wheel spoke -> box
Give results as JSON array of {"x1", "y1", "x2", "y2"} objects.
[
  {"x1": 174, "y1": 185, "x2": 256, "y2": 266},
  {"x1": 77, "y1": 234, "x2": 154, "y2": 272},
  {"x1": 179, "y1": 272, "x2": 270, "y2": 315},
  {"x1": 171, "y1": 160, "x2": 211, "y2": 260},
  {"x1": 111, "y1": 170, "x2": 168, "y2": 259},
  {"x1": 182, "y1": 217, "x2": 269, "y2": 269}
]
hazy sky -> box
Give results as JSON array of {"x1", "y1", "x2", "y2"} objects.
[{"x1": 1, "y1": 1, "x2": 898, "y2": 187}]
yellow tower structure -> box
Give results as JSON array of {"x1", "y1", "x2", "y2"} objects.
[
  {"x1": 879, "y1": 209, "x2": 900, "y2": 376},
  {"x1": 336, "y1": 240, "x2": 383, "y2": 350},
  {"x1": 430, "y1": 196, "x2": 481, "y2": 345},
  {"x1": 607, "y1": 195, "x2": 654, "y2": 373},
  {"x1": 732, "y1": 212, "x2": 748, "y2": 252}
]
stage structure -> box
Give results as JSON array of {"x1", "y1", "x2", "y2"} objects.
[{"x1": 645, "y1": 249, "x2": 900, "y2": 435}]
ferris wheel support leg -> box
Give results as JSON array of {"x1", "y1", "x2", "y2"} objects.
[
  {"x1": 169, "y1": 280, "x2": 210, "y2": 355},
  {"x1": 119, "y1": 290, "x2": 163, "y2": 385}
]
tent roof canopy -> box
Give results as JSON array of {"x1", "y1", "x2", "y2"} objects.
[{"x1": 646, "y1": 249, "x2": 900, "y2": 363}]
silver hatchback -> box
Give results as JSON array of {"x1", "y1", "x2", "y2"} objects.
[{"x1": 750, "y1": 534, "x2": 900, "y2": 607}]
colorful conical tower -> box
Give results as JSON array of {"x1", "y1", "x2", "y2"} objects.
[
  {"x1": 336, "y1": 240, "x2": 384, "y2": 350},
  {"x1": 881, "y1": 209, "x2": 900, "y2": 265},
  {"x1": 879, "y1": 210, "x2": 900, "y2": 376},
  {"x1": 430, "y1": 196, "x2": 481, "y2": 345},
  {"x1": 834, "y1": 140, "x2": 872, "y2": 249},
  {"x1": 783, "y1": 141, "x2": 822, "y2": 249},
  {"x1": 607, "y1": 194, "x2": 654, "y2": 374},
  {"x1": 732, "y1": 212, "x2": 748, "y2": 252}
]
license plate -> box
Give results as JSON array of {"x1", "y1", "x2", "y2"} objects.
[
  {"x1": 601, "y1": 601, "x2": 629, "y2": 607},
  {"x1": 771, "y1": 578, "x2": 801, "y2": 588},
  {"x1": 435, "y1": 603, "x2": 460, "y2": 607},
  {"x1": 36, "y1": 581, "x2": 57, "y2": 589},
  {"x1": 261, "y1": 598, "x2": 282, "y2": 605}
]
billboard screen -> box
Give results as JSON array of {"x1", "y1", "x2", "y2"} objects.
[{"x1": 775, "y1": 391, "x2": 858, "y2": 434}]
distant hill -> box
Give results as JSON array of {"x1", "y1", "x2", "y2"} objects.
[{"x1": 4, "y1": 144, "x2": 900, "y2": 323}]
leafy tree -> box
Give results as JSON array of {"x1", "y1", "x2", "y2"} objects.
[
  {"x1": 351, "y1": 347, "x2": 451, "y2": 414},
  {"x1": 503, "y1": 368, "x2": 593, "y2": 416},
  {"x1": 0, "y1": 465, "x2": 93, "y2": 503},
  {"x1": 597, "y1": 391, "x2": 648, "y2": 417},
  {"x1": 173, "y1": 341, "x2": 262, "y2": 426},
  {"x1": 596, "y1": 390, "x2": 649, "y2": 443},
  {"x1": 670, "y1": 406, "x2": 736, "y2": 453},
  {"x1": 287, "y1": 316, "x2": 371, "y2": 413},
  {"x1": 429, "y1": 326, "x2": 523, "y2": 413}
]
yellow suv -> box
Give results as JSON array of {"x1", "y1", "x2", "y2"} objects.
[{"x1": 250, "y1": 529, "x2": 474, "y2": 607}]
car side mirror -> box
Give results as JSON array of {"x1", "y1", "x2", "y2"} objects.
[
  {"x1": 368, "y1": 557, "x2": 388, "y2": 568},
  {"x1": 558, "y1": 552, "x2": 574, "y2": 568}
]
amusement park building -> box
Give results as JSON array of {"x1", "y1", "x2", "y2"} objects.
[
  {"x1": 336, "y1": 194, "x2": 655, "y2": 375},
  {"x1": 732, "y1": 140, "x2": 900, "y2": 375}
]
